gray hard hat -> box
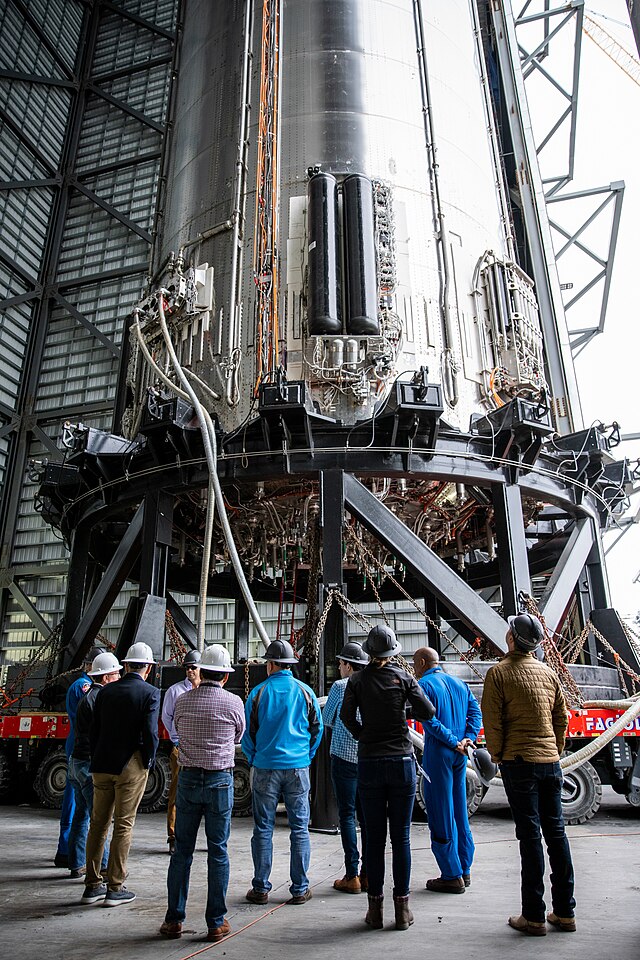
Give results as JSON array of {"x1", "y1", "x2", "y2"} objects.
[
  {"x1": 508, "y1": 613, "x2": 544, "y2": 652},
  {"x1": 265, "y1": 639, "x2": 298, "y2": 664},
  {"x1": 467, "y1": 744, "x2": 498, "y2": 788},
  {"x1": 337, "y1": 641, "x2": 369, "y2": 666},
  {"x1": 83, "y1": 645, "x2": 103, "y2": 664},
  {"x1": 362, "y1": 624, "x2": 401, "y2": 658},
  {"x1": 183, "y1": 649, "x2": 201, "y2": 667}
]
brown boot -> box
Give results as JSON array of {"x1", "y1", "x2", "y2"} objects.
[
  {"x1": 334, "y1": 875, "x2": 362, "y2": 894},
  {"x1": 393, "y1": 895, "x2": 414, "y2": 931},
  {"x1": 508, "y1": 915, "x2": 547, "y2": 936},
  {"x1": 365, "y1": 894, "x2": 383, "y2": 929},
  {"x1": 547, "y1": 912, "x2": 576, "y2": 932}
]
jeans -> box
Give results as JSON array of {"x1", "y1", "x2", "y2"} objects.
[
  {"x1": 251, "y1": 767, "x2": 311, "y2": 896},
  {"x1": 85, "y1": 751, "x2": 149, "y2": 890},
  {"x1": 331, "y1": 755, "x2": 366, "y2": 879},
  {"x1": 166, "y1": 768, "x2": 233, "y2": 929},
  {"x1": 67, "y1": 758, "x2": 109, "y2": 871},
  {"x1": 357, "y1": 755, "x2": 416, "y2": 898},
  {"x1": 422, "y1": 742, "x2": 473, "y2": 879},
  {"x1": 501, "y1": 760, "x2": 576, "y2": 923}
]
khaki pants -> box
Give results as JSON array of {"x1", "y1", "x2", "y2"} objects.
[
  {"x1": 86, "y1": 751, "x2": 148, "y2": 891},
  {"x1": 167, "y1": 745, "x2": 180, "y2": 839}
]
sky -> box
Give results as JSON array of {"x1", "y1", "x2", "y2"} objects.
[{"x1": 524, "y1": 0, "x2": 640, "y2": 621}]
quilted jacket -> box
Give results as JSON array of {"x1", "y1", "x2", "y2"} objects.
[{"x1": 481, "y1": 650, "x2": 568, "y2": 762}]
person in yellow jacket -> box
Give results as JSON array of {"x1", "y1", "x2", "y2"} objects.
[{"x1": 482, "y1": 614, "x2": 576, "y2": 937}]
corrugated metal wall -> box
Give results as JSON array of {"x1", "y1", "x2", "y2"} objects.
[{"x1": 0, "y1": 0, "x2": 179, "y2": 667}]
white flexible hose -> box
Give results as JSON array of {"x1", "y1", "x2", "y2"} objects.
[{"x1": 156, "y1": 294, "x2": 271, "y2": 651}]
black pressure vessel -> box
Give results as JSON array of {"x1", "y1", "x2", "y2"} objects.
[
  {"x1": 343, "y1": 174, "x2": 379, "y2": 335},
  {"x1": 307, "y1": 172, "x2": 342, "y2": 334}
]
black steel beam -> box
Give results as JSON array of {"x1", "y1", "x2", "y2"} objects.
[
  {"x1": 11, "y1": 0, "x2": 76, "y2": 79},
  {"x1": 93, "y1": 54, "x2": 172, "y2": 84},
  {"x1": 166, "y1": 592, "x2": 198, "y2": 650},
  {"x1": 56, "y1": 262, "x2": 149, "y2": 289},
  {"x1": 72, "y1": 181, "x2": 153, "y2": 242},
  {"x1": 539, "y1": 519, "x2": 594, "y2": 633},
  {"x1": 320, "y1": 470, "x2": 347, "y2": 694},
  {"x1": 87, "y1": 84, "x2": 165, "y2": 133},
  {"x1": 343, "y1": 474, "x2": 508, "y2": 652},
  {"x1": 234, "y1": 596, "x2": 250, "y2": 662},
  {"x1": 0, "y1": 105, "x2": 58, "y2": 177},
  {"x1": 7, "y1": 579, "x2": 52, "y2": 638},
  {"x1": 52, "y1": 291, "x2": 122, "y2": 357},
  {"x1": 103, "y1": 1, "x2": 177, "y2": 41},
  {"x1": 78, "y1": 151, "x2": 162, "y2": 180},
  {"x1": 60, "y1": 503, "x2": 143, "y2": 670},
  {"x1": 0, "y1": 69, "x2": 75, "y2": 87},
  {"x1": 492, "y1": 484, "x2": 531, "y2": 617},
  {"x1": 139, "y1": 490, "x2": 174, "y2": 598}
]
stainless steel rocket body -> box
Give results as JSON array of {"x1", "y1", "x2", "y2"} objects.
[{"x1": 139, "y1": 0, "x2": 545, "y2": 434}]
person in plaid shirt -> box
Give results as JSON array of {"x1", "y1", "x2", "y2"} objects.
[
  {"x1": 323, "y1": 641, "x2": 369, "y2": 894},
  {"x1": 160, "y1": 644, "x2": 245, "y2": 943}
]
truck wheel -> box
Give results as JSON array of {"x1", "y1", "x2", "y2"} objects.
[
  {"x1": 33, "y1": 748, "x2": 68, "y2": 809},
  {"x1": 0, "y1": 748, "x2": 14, "y2": 799},
  {"x1": 561, "y1": 760, "x2": 602, "y2": 824},
  {"x1": 415, "y1": 763, "x2": 485, "y2": 819},
  {"x1": 139, "y1": 751, "x2": 170, "y2": 813},
  {"x1": 233, "y1": 754, "x2": 252, "y2": 817}
]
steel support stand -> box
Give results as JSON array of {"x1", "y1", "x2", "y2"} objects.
[
  {"x1": 491, "y1": 483, "x2": 531, "y2": 618},
  {"x1": 319, "y1": 469, "x2": 347, "y2": 695},
  {"x1": 234, "y1": 595, "x2": 250, "y2": 662}
]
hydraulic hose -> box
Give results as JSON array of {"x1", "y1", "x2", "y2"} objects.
[{"x1": 157, "y1": 293, "x2": 271, "y2": 651}]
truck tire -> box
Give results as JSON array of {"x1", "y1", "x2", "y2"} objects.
[
  {"x1": 139, "y1": 751, "x2": 170, "y2": 814},
  {"x1": 561, "y1": 760, "x2": 602, "y2": 824},
  {"x1": 0, "y1": 748, "x2": 14, "y2": 800},
  {"x1": 233, "y1": 754, "x2": 252, "y2": 817},
  {"x1": 415, "y1": 763, "x2": 485, "y2": 819},
  {"x1": 33, "y1": 747, "x2": 68, "y2": 809}
]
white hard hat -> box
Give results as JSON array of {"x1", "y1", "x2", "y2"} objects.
[
  {"x1": 200, "y1": 644, "x2": 234, "y2": 673},
  {"x1": 122, "y1": 641, "x2": 155, "y2": 664},
  {"x1": 88, "y1": 652, "x2": 122, "y2": 676}
]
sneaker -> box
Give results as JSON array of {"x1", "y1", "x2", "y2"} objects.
[
  {"x1": 287, "y1": 888, "x2": 312, "y2": 905},
  {"x1": 69, "y1": 867, "x2": 86, "y2": 880},
  {"x1": 463, "y1": 873, "x2": 471, "y2": 887},
  {"x1": 206, "y1": 919, "x2": 231, "y2": 942},
  {"x1": 81, "y1": 884, "x2": 107, "y2": 905},
  {"x1": 508, "y1": 915, "x2": 547, "y2": 936},
  {"x1": 547, "y1": 912, "x2": 576, "y2": 932},
  {"x1": 103, "y1": 887, "x2": 136, "y2": 907},
  {"x1": 333, "y1": 875, "x2": 362, "y2": 894},
  {"x1": 246, "y1": 888, "x2": 269, "y2": 905},
  {"x1": 426, "y1": 876, "x2": 465, "y2": 894},
  {"x1": 159, "y1": 921, "x2": 182, "y2": 939}
]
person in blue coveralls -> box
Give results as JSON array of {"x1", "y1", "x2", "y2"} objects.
[
  {"x1": 54, "y1": 645, "x2": 102, "y2": 869},
  {"x1": 413, "y1": 646, "x2": 482, "y2": 893},
  {"x1": 241, "y1": 639, "x2": 323, "y2": 906}
]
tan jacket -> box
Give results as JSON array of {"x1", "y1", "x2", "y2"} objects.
[{"x1": 481, "y1": 650, "x2": 568, "y2": 763}]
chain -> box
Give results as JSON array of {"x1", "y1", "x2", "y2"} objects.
[
  {"x1": 302, "y1": 513, "x2": 321, "y2": 661},
  {"x1": 519, "y1": 594, "x2": 584, "y2": 707},
  {"x1": 165, "y1": 611, "x2": 188, "y2": 663},
  {"x1": 344, "y1": 524, "x2": 486, "y2": 681},
  {"x1": 587, "y1": 620, "x2": 640, "y2": 688}
]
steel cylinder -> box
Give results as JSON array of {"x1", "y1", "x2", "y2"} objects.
[
  {"x1": 307, "y1": 172, "x2": 342, "y2": 335},
  {"x1": 343, "y1": 174, "x2": 379, "y2": 335}
]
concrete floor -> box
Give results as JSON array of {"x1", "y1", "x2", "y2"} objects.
[{"x1": 1, "y1": 785, "x2": 638, "y2": 960}]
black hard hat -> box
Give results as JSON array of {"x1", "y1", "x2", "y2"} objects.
[
  {"x1": 83, "y1": 645, "x2": 103, "y2": 664},
  {"x1": 337, "y1": 641, "x2": 369, "y2": 666},
  {"x1": 363, "y1": 624, "x2": 401, "y2": 658},
  {"x1": 508, "y1": 613, "x2": 544, "y2": 652},
  {"x1": 265, "y1": 639, "x2": 298, "y2": 664},
  {"x1": 467, "y1": 745, "x2": 498, "y2": 788},
  {"x1": 183, "y1": 649, "x2": 201, "y2": 667}
]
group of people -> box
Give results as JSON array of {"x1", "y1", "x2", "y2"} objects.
[{"x1": 55, "y1": 611, "x2": 576, "y2": 941}]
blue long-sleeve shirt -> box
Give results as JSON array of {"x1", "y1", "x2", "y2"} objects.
[
  {"x1": 65, "y1": 672, "x2": 91, "y2": 756},
  {"x1": 418, "y1": 666, "x2": 482, "y2": 750},
  {"x1": 241, "y1": 669, "x2": 323, "y2": 769}
]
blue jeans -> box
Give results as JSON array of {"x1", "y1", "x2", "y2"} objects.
[
  {"x1": 331, "y1": 755, "x2": 366, "y2": 879},
  {"x1": 422, "y1": 742, "x2": 473, "y2": 879},
  {"x1": 357, "y1": 755, "x2": 416, "y2": 898},
  {"x1": 166, "y1": 768, "x2": 233, "y2": 929},
  {"x1": 251, "y1": 767, "x2": 311, "y2": 896},
  {"x1": 67, "y1": 758, "x2": 109, "y2": 871},
  {"x1": 501, "y1": 760, "x2": 576, "y2": 923}
]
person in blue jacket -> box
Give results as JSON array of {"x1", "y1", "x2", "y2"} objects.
[
  {"x1": 413, "y1": 646, "x2": 482, "y2": 893},
  {"x1": 241, "y1": 639, "x2": 323, "y2": 906},
  {"x1": 54, "y1": 645, "x2": 102, "y2": 869}
]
